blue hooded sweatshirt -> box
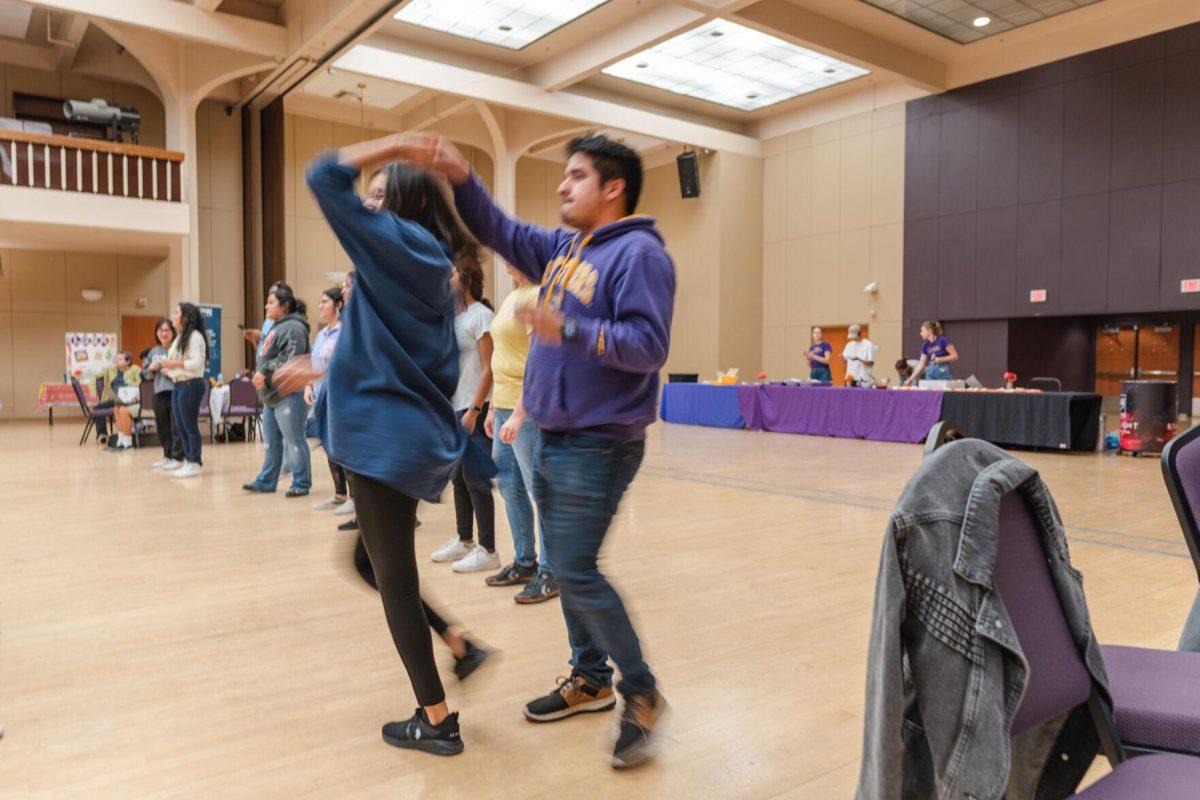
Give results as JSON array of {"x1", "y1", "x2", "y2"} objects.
[
  {"x1": 306, "y1": 157, "x2": 465, "y2": 502},
  {"x1": 453, "y1": 173, "x2": 676, "y2": 441}
]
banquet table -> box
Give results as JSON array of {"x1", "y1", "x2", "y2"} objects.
[
  {"x1": 35, "y1": 382, "x2": 97, "y2": 426},
  {"x1": 660, "y1": 383, "x2": 1102, "y2": 451}
]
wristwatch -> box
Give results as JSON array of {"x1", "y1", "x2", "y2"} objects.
[
  {"x1": 561, "y1": 316, "x2": 579, "y2": 343},
  {"x1": 469, "y1": 404, "x2": 483, "y2": 414}
]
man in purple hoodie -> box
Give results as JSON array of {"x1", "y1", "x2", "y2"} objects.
[{"x1": 400, "y1": 132, "x2": 675, "y2": 768}]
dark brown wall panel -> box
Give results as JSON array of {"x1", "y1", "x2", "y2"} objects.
[
  {"x1": 938, "y1": 212, "x2": 977, "y2": 319},
  {"x1": 1018, "y1": 85, "x2": 1063, "y2": 204},
  {"x1": 975, "y1": 207, "x2": 1018, "y2": 318},
  {"x1": 1164, "y1": 51, "x2": 1200, "y2": 182},
  {"x1": 905, "y1": 115, "x2": 941, "y2": 221},
  {"x1": 1064, "y1": 46, "x2": 1114, "y2": 80},
  {"x1": 1167, "y1": 22, "x2": 1200, "y2": 55},
  {"x1": 1008, "y1": 317, "x2": 1094, "y2": 392},
  {"x1": 938, "y1": 107, "x2": 978, "y2": 215},
  {"x1": 976, "y1": 319, "x2": 1010, "y2": 385},
  {"x1": 1016, "y1": 200, "x2": 1062, "y2": 316},
  {"x1": 903, "y1": 219, "x2": 939, "y2": 321},
  {"x1": 1160, "y1": 179, "x2": 1200, "y2": 310},
  {"x1": 1060, "y1": 193, "x2": 1110, "y2": 315},
  {"x1": 1107, "y1": 185, "x2": 1161, "y2": 312},
  {"x1": 1111, "y1": 60, "x2": 1164, "y2": 190},
  {"x1": 1062, "y1": 73, "x2": 1111, "y2": 198},
  {"x1": 977, "y1": 96, "x2": 1019, "y2": 210}
]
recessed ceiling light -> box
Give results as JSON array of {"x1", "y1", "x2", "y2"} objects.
[
  {"x1": 973, "y1": 16, "x2": 990, "y2": 27},
  {"x1": 394, "y1": 0, "x2": 608, "y2": 50},
  {"x1": 603, "y1": 19, "x2": 869, "y2": 112}
]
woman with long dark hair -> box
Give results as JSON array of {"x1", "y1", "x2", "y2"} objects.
[
  {"x1": 308, "y1": 286, "x2": 350, "y2": 511},
  {"x1": 244, "y1": 283, "x2": 312, "y2": 497},
  {"x1": 159, "y1": 302, "x2": 208, "y2": 478},
  {"x1": 430, "y1": 259, "x2": 498, "y2": 573},
  {"x1": 278, "y1": 136, "x2": 489, "y2": 756},
  {"x1": 143, "y1": 318, "x2": 185, "y2": 469}
]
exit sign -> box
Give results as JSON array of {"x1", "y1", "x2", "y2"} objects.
[
  {"x1": 1030, "y1": 289, "x2": 1047, "y2": 303},
  {"x1": 1182, "y1": 279, "x2": 1200, "y2": 294}
]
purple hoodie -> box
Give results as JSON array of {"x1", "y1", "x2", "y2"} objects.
[{"x1": 453, "y1": 174, "x2": 675, "y2": 441}]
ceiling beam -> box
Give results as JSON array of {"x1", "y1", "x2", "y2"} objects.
[
  {"x1": 526, "y1": 4, "x2": 706, "y2": 92},
  {"x1": 27, "y1": 0, "x2": 287, "y2": 56},
  {"x1": 733, "y1": 0, "x2": 945, "y2": 93},
  {"x1": 49, "y1": 13, "x2": 90, "y2": 72},
  {"x1": 195, "y1": 0, "x2": 223, "y2": 11},
  {"x1": 336, "y1": 43, "x2": 762, "y2": 156}
]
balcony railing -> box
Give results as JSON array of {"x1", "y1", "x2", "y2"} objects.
[{"x1": 0, "y1": 130, "x2": 183, "y2": 202}]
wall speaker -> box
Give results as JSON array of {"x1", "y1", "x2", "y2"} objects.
[{"x1": 676, "y1": 151, "x2": 700, "y2": 198}]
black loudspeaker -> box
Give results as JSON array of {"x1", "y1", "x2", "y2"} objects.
[{"x1": 676, "y1": 151, "x2": 700, "y2": 198}]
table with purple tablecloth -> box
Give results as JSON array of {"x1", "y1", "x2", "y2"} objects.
[
  {"x1": 660, "y1": 383, "x2": 944, "y2": 444},
  {"x1": 737, "y1": 385, "x2": 944, "y2": 443}
]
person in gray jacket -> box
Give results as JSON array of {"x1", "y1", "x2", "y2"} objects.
[
  {"x1": 143, "y1": 318, "x2": 185, "y2": 469},
  {"x1": 857, "y1": 438, "x2": 1110, "y2": 800},
  {"x1": 244, "y1": 284, "x2": 313, "y2": 497}
]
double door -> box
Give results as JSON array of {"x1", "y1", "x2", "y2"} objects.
[{"x1": 1094, "y1": 323, "x2": 1179, "y2": 397}]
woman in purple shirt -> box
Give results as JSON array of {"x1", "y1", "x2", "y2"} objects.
[
  {"x1": 906, "y1": 320, "x2": 958, "y2": 385},
  {"x1": 806, "y1": 326, "x2": 833, "y2": 383}
]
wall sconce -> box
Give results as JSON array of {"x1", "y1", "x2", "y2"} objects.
[
  {"x1": 81, "y1": 288, "x2": 104, "y2": 303},
  {"x1": 864, "y1": 281, "x2": 878, "y2": 294},
  {"x1": 136, "y1": 297, "x2": 148, "y2": 308}
]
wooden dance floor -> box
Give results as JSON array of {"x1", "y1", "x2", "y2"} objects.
[{"x1": 0, "y1": 420, "x2": 1194, "y2": 797}]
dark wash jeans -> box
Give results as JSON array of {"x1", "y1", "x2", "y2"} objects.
[{"x1": 533, "y1": 429, "x2": 655, "y2": 697}]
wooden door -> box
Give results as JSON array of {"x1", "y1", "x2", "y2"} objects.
[
  {"x1": 1095, "y1": 324, "x2": 1136, "y2": 397},
  {"x1": 818, "y1": 325, "x2": 870, "y2": 386},
  {"x1": 121, "y1": 315, "x2": 161, "y2": 363},
  {"x1": 1137, "y1": 324, "x2": 1179, "y2": 382}
]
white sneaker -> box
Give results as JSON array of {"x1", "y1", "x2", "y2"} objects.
[
  {"x1": 431, "y1": 538, "x2": 472, "y2": 563},
  {"x1": 160, "y1": 459, "x2": 184, "y2": 472},
  {"x1": 312, "y1": 496, "x2": 346, "y2": 511},
  {"x1": 171, "y1": 462, "x2": 203, "y2": 479},
  {"x1": 452, "y1": 545, "x2": 501, "y2": 573},
  {"x1": 151, "y1": 458, "x2": 172, "y2": 469},
  {"x1": 332, "y1": 498, "x2": 356, "y2": 516}
]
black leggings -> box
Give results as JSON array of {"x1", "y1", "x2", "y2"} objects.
[
  {"x1": 353, "y1": 535, "x2": 449, "y2": 636},
  {"x1": 452, "y1": 404, "x2": 495, "y2": 549},
  {"x1": 329, "y1": 458, "x2": 348, "y2": 497},
  {"x1": 350, "y1": 470, "x2": 446, "y2": 706},
  {"x1": 153, "y1": 392, "x2": 184, "y2": 460}
]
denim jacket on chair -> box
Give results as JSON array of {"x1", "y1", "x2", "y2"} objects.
[{"x1": 856, "y1": 439, "x2": 1110, "y2": 800}]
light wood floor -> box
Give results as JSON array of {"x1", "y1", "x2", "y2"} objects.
[{"x1": 0, "y1": 420, "x2": 1195, "y2": 799}]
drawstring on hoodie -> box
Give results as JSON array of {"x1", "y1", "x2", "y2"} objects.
[{"x1": 541, "y1": 233, "x2": 593, "y2": 311}]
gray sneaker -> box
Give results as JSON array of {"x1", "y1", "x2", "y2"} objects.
[{"x1": 514, "y1": 572, "x2": 559, "y2": 605}]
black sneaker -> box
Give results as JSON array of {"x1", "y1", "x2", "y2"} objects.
[
  {"x1": 382, "y1": 708, "x2": 463, "y2": 756},
  {"x1": 242, "y1": 483, "x2": 275, "y2": 493},
  {"x1": 338, "y1": 517, "x2": 359, "y2": 531},
  {"x1": 523, "y1": 674, "x2": 616, "y2": 722},
  {"x1": 453, "y1": 641, "x2": 490, "y2": 680},
  {"x1": 515, "y1": 572, "x2": 559, "y2": 605},
  {"x1": 486, "y1": 562, "x2": 536, "y2": 586},
  {"x1": 285, "y1": 488, "x2": 309, "y2": 498},
  {"x1": 612, "y1": 690, "x2": 668, "y2": 769}
]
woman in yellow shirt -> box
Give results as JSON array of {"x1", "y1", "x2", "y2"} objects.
[{"x1": 483, "y1": 265, "x2": 558, "y2": 604}]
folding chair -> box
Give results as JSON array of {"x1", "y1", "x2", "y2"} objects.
[
  {"x1": 69, "y1": 377, "x2": 112, "y2": 446},
  {"x1": 922, "y1": 419, "x2": 967, "y2": 458},
  {"x1": 225, "y1": 379, "x2": 261, "y2": 443},
  {"x1": 992, "y1": 487, "x2": 1200, "y2": 794},
  {"x1": 926, "y1": 425, "x2": 1200, "y2": 761}
]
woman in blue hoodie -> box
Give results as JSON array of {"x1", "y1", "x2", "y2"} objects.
[{"x1": 282, "y1": 137, "x2": 483, "y2": 757}]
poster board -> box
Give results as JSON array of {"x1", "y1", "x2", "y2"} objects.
[
  {"x1": 198, "y1": 303, "x2": 222, "y2": 380},
  {"x1": 65, "y1": 332, "x2": 118, "y2": 384}
]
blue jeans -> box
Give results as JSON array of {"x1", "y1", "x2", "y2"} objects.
[
  {"x1": 171, "y1": 379, "x2": 205, "y2": 464},
  {"x1": 492, "y1": 408, "x2": 549, "y2": 574},
  {"x1": 810, "y1": 364, "x2": 832, "y2": 383},
  {"x1": 925, "y1": 362, "x2": 952, "y2": 381},
  {"x1": 534, "y1": 430, "x2": 653, "y2": 697},
  {"x1": 254, "y1": 392, "x2": 311, "y2": 492}
]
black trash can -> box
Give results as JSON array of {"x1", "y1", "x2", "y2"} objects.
[{"x1": 1118, "y1": 380, "x2": 1177, "y2": 454}]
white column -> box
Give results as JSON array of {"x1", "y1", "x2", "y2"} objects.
[
  {"x1": 491, "y1": 148, "x2": 518, "y2": 302},
  {"x1": 165, "y1": 95, "x2": 201, "y2": 302}
]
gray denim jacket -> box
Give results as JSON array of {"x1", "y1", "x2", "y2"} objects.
[{"x1": 857, "y1": 440, "x2": 1110, "y2": 800}]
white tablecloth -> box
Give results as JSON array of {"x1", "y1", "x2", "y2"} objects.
[{"x1": 209, "y1": 385, "x2": 231, "y2": 424}]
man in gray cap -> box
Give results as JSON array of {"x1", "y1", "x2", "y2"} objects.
[{"x1": 841, "y1": 324, "x2": 878, "y2": 386}]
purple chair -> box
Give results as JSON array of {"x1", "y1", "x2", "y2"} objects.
[
  {"x1": 1161, "y1": 423, "x2": 1200, "y2": 650},
  {"x1": 994, "y1": 490, "x2": 1200, "y2": 795},
  {"x1": 224, "y1": 379, "x2": 261, "y2": 443},
  {"x1": 69, "y1": 376, "x2": 112, "y2": 446},
  {"x1": 197, "y1": 381, "x2": 215, "y2": 443},
  {"x1": 926, "y1": 425, "x2": 1200, "y2": 764}
]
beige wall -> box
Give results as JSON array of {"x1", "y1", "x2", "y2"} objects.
[
  {"x1": 762, "y1": 103, "x2": 905, "y2": 381},
  {"x1": 282, "y1": 114, "x2": 496, "y2": 314}
]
